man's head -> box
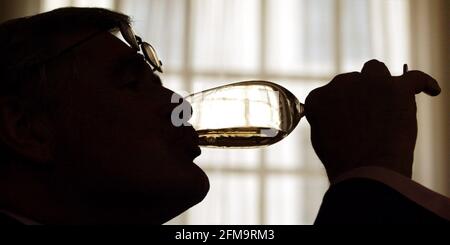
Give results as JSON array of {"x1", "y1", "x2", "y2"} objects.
[{"x1": 0, "y1": 7, "x2": 209, "y2": 224}]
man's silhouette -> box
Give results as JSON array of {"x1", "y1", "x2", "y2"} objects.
[
  {"x1": 0, "y1": 7, "x2": 208, "y2": 224},
  {"x1": 306, "y1": 60, "x2": 449, "y2": 224},
  {"x1": 1, "y1": 7, "x2": 448, "y2": 225}
]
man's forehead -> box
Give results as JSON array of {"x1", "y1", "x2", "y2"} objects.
[
  {"x1": 73, "y1": 31, "x2": 137, "y2": 65},
  {"x1": 3, "y1": 26, "x2": 104, "y2": 69},
  {"x1": 52, "y1": 27, "x2": 104, "y2": 53}
]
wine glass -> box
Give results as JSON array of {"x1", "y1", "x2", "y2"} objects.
[{"x1": 184, "y1": 80, "x2": 305, "y2": 148}]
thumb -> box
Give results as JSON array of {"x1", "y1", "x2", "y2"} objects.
[{"x1": 402, "y1": 70, "x2": 441, "y2": 96}]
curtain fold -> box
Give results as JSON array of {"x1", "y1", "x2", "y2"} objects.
[
  {"x1": 0, "y1": 0, "x2": 40, "y2": 23},
  {"x1": 409, "y1": 0, "x2": 449, "y2": 196}
]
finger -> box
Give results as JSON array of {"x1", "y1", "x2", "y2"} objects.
[
  {"x1": 304, "y1": 87, "x2": 320, "y2": 122},
  {"x1": 402, "y1": 70, "x2": 441, "y2": 96},
  {"x1": 327, "y1": 72, "x2": 361, "y2": 88},
  {"x1": 361, "y1": 59, "x2": 391, "y2": 77},
  {"x1": 403, "y1": 64, "x2": 408, "y2": 75}
]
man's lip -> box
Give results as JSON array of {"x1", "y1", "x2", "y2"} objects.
[
  {"x1": 191, "y1": 145, "x2": 202, "y2": 159},
  {"x1": 182, "y1": 143, "x2": 201, "y2": 160},
  {"x1": 180, "y1": 127, "x2": 201, "y2": 160}
]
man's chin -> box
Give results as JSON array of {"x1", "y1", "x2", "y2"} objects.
[
  {"x1": 145, "y1": 167, "x2": 210, "y2": 224},
  {"x1": 81, "y1": 175, "x2": 209, "y2": 224},
  {"x1": 174, "y1": 162, "x2": 210, "y2": 204},
  {"x1": 63, "y1": 160, "x2": 210, "y2": 224},
  {"x1": 190, "y1": 162, "x2": 210, "y2": 203},
  {"x1": 126, "y1": 163, "x2": 209, "y2": 224}
]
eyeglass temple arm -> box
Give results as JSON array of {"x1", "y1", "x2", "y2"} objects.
[{"x1": 119, "y1": 22, "x2": 140, "y2": 50}]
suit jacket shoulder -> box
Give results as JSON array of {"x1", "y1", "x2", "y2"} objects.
[
  {"x1": 0, "y1": 212, "x2": 23, "y2": 225},
  {"x1": 314, "y1": 178, "x2": 449, "y2": 224}
]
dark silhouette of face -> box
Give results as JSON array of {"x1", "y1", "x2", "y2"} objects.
[{"x1": 42, "y1": 31, "x2": 209, "y2": 224}]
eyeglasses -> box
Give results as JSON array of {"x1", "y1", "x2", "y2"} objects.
[
  {"x1": 4, "y1": 22, "x2": 163, "y2": 76},
  {"x1": 119, "y1": 23, "x2": 163, "y2": 73}
]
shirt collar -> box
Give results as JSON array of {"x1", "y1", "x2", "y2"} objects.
[{"x1": 0, "y1": 209, "x2": 41, "y2": 225}]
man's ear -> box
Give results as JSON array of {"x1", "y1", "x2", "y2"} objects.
[{"x1": 0, "y1": 97, "x2": 53, "y2": 165}]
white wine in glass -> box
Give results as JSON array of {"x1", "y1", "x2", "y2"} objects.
[{"x1": 185, "y1": 81, "x2": 305, "y2": 148}]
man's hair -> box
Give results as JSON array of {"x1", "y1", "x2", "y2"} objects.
[
  {"x1": 0, "y1": 7, "x2": 131, "y2": 162},
  {"x1": 0, "y1": 7, "x2": 130, "y2": 93}
]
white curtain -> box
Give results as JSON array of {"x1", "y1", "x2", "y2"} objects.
[{"x1": 17, "y1": 0, "x2": 447, "y2": 224}]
